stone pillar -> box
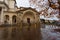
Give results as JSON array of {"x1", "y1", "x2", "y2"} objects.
[
  {"x1": 1, "y1": 7, "x2": 4, "y2": 24},
  {"x1": 9, "y1": 16, "x2": 12, "y2": 24}
]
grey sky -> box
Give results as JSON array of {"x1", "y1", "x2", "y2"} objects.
[{"x1": 16, "y1": 0, "x2": 30, "y2": 7}]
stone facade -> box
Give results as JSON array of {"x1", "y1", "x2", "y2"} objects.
[{"x1": 0, "y1": 0, "x2": 40, "y2": 25}]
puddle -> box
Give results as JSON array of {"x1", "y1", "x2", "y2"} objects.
[{"x1": 0, "y1": 23, "x2": 41, "y2": 40}]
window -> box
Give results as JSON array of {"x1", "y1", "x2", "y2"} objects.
[
  {"x1": 27, "y1": 18, "x2": 30, "y2": 23},
  {"x1": 0, "y1": 7, "x2": 2, "y2": 14},
  {"x1": 4, "y1": 15, "x2": 9, "y2": 24},
  {"x1": 12, "y1": 15, "x2": 16, "y2": 23},
  {"x1": 5, "y1": 15, "x2": 9, "y2": 20}
]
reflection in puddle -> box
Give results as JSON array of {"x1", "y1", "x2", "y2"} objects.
[
  {"x1": 41, "y1": 24, "x2": 60, "y2": 40},
  {"x1": 0, "y1": 23, "x2": 41, "y2": 40}
]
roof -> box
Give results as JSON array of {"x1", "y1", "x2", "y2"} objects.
[{"x1": 16, "y1": 7, "x2": 40, "y2": 14}]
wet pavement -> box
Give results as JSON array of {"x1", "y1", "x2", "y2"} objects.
[
  {"x1": 41, "y1": 24, "x2": 60, "y2": 40},
  {"x1": 0, "y1": 24, "x2": 41, "y2": 40},
  {"x1": 0, "y1": 24, "x2": 60, "y2": 40}
]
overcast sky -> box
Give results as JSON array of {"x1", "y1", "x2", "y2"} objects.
[{"x1": 16, "y1": 0, "x2": 30, "y2": 7}]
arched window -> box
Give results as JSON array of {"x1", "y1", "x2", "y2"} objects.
[
  {"x1": 4, "y1": 15, "x2": 9, "y2": 24},
  {"x1": 0, "y1": 7, "x2": 2, "y2": 14},
  {"x1": 12, "y1": 15, "x2": 16, "y2": 24},
  {"x1": 5, "y1": 15, "x2": 9, "y2": 20}
]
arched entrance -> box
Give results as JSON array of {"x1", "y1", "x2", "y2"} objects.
[
  {"x1": 27, "y1": 18, "x2": 30, "y2": 23},
  {"x1": 22, "y1": 11, "x2": 35, "y2": 24},
  {"x1": 0, "y1": 7, "x2": 2, "y2": 14},
  {"x1": 4, "y1": 15, "x2": 9, "y2": 24},
  {"x1": 12, "y1": 15, "x2": 17, "y2": 24}
]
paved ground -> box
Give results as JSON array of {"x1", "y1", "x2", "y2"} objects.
[
  {"x1": 0, "y1": 24, "x2": 60, "y2": 40},
  {"x1": 41, "y1": 24, "x2": 60, "y2": 40},
  {"x1": 0, "y1": 26, "x2": 41, "y2": 40}
]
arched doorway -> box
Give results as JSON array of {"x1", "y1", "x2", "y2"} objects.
[
  {"x1": 22, "y1": 11, "x2": 35, "y2": 32},
  {"x1": 0, "y1": 7, "x2": 2, "y2": 14},
  {"x1": 22, "y1": 11, "x2": 35, "y2": 24},
  {"x1": 27, "y1": 18, "x2": 30, "y2": 23},
  {"x1": 12, "y1": 15, "x2": 17, "y2": 24},
  {"x1": 4, "y1": 15, "x2": 9, "y2": 24}
]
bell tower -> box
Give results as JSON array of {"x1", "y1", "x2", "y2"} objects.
[{"x1": 8, "y1": 0, "x2": 16, "y2": 9}]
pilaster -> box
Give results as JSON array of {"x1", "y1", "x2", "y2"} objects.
[
  {"x1": 1, "y1": 7, "x2": 4, "y2": 24},
  {"x1": 9, "y1": 16, "x2": 12, "y2": 24}
]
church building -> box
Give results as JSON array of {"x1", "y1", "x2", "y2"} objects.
[{"x1": 0, "y1": 0, "x2": 40, "y2": 25}]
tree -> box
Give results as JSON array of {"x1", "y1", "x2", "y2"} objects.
[{"x1": 29, "y1": 0, "x2": 49, "y2": 12}]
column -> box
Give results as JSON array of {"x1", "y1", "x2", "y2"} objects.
[
  {"x1": 1, "y1": 7, "x2": 4, "y2": 24},
  {"x1": 9, "y1": 16, "x2": 12, "y2": 24}
]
